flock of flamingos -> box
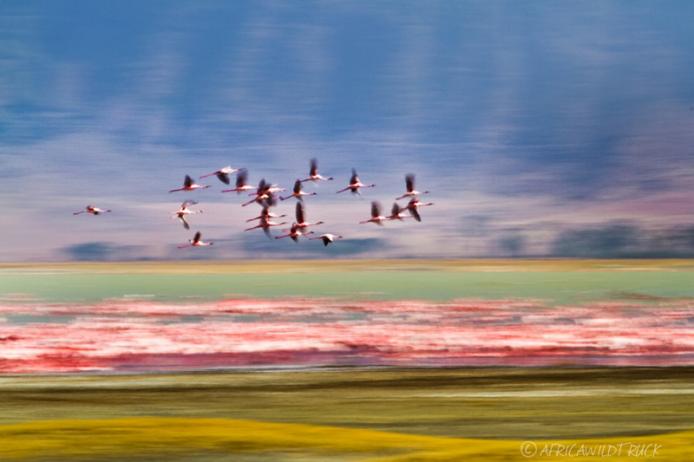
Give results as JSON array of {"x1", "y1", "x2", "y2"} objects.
[{"x1": 73, "y1": 159, "x2": 434, "y2": 249}]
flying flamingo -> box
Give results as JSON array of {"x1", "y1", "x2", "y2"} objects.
[
  {"x1": 309, "y1": 233, "x2": 343, "y2": 246},
  {"x1": 281, "y1": 180, "x2": 317, "y2": 201},
  {"x1": 244, "y1": 215, "x2": 287, "y2": 237},
  {"x1": 265, "y1": 183, "x2": 286, "y2": 195},
  {"x1": 221, "y1": 169, "x2": 254, "y2": 194},
  {"x1": 275, "y1": 223, "x2": 314, "y2": 242},
  {"x1": 396, "y1": 173, "x2": 430, "y2": 200},
  {"x1": 246, "y1": 205, "x2": 286, "y2": 223},
  {"x1": 73, "y1": 205, "x2": 111, "y2": 216},
  {"x1": 172, "y1": 200, "x2": 202, "y2": 230},
  {"x1": 294, "y1": 202, "x2": 324, "y2": 230},
  {"x1": 169, "y1": 175, "x2": 210, "y2": 193},
  {"x1": 359, "y1": 201, "x2": 386, "y2": 226},
  {"x1": 337, "y1": 169, "x2": 375, "y2": 195},
  {"x1": 242, "y1": 179, "x2": 272, "y2": 207},
  {"x1": 387, "y1": 202, "x2": 410, "y2": 221},
  {"x1": 251, "y1": 179, "x2": 285, "y2": 196},
  {"x1": 405, "y1": 197, "x2": 434, "y2": 222},
  {"x1": 178, "y1": 231, "x2": 213, "y2": 248},
  {"x1": 300, "y1": 158, "x2": 333, "y2": 183},
  {"x1": 200, "y1": 166, "x2": 240, "y2": 185}
]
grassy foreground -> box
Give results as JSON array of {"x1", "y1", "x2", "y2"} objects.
[
  {"x1": 1, "y1": 368, "x2": 693, "y2": 460},
  {"x1": 1, "y1": 416, "x2": 692, "y2": 462},
  {"x1": 2, "y1": 368, "x2": 692, "y2": 438}
]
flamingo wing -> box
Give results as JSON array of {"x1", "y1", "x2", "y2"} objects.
[
  {"x1": 193, "y1": 231, "x2": 201, "y2": 243},
  {"x1": 409, "y1": 205, "x2": 421, "y2": 222},
  {"x1": 310, "y1": 158, "x2": 318, "y2": 176},
  {"x1": 236, "y1": 169, "x2": 248, "y2": 187},
  {"x1": 216, "y1": 171, "x2": 230, "y2": 185},
  {"x1": 260, "y1": 205, "x2": 270, "y2": 219},
  {"x1": 264, "y1": 193, "x2": 278, "y2": 207},
  {"x1": 350, "y1": 169, "x2": 359, "y2": 184},
  {"x1": 257, "y1": 178, "x2": 267, "y2": 193},
  {"x1": 184, "y1": 175, "x2": 194, "y2": 188},
  {"x1": 371, "y1": 201, "x2": 381, "y2": 218},
  {"x1": 296, "y1": 202, "x2": 305, "y2": 223},
  {"x1": 405, "y1": 174, "x2": 415, "y2": 193}
]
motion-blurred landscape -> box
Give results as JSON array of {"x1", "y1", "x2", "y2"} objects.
[
  {"x1": 2, "y1": 1, "x2": 694, "y2": 461},
  {"x1": 1, "y1": 260, "x2": 693, "y2": 460}
]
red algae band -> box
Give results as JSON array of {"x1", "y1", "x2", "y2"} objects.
[{"x1": 0, "y1": 298, "x2": 692, "y2": 373}]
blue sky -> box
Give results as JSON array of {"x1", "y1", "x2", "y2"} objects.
[{"x1": 1, "y1": 0, "x2": 693, "y2": 260}]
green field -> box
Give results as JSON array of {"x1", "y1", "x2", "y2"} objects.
[
  {"x1": 2, "y1": 259, "x2": 694, "y2": 303},
  {"x1": 0, "y1": 368, "x2": 693, "y2": 461},
  {"x1": 2, "y1": 367, "x2": 693, "y2": 438}
]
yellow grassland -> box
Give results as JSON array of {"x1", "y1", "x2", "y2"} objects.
[{"x1": 0, "y1": 417, "x2": 691, "y2": 462}]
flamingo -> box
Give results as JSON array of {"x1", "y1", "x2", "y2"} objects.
[
  {"x1": 266, "y1": 184, "x2": 286, "y2": 194},
  {"x1": 244, "y1": 216, "x2": 287, "y2": 237},
  {"x1": 73, "y1": 205, "x2": 111, "y2": 216},
  {"x1": 246, "y1": 205, "x2": 286, "y2": 223},
  {"x1": 281, "y1": 180, "x2": 317, "y2": 201},
  {"x1": 396, "y1": 173, "x2": 429, "y2": 200},
  {"x1": 309, "y1": 233, "x2": 343, "y2": 246},
  {"x1": 200, "y1": 166, "x2": 240, "y2": 185},
  {"x1": 221, "y1": 169, "x2": 254, "y2": 194},
  {"x1": 337, "y1": 169, "x2": 375, "y2": 195},
  {"x1": 387, "y1": 202, "x2": 410, "y2": 221},
  {"x1": 172, "y1": 200, "x2": 202, "y2": 230},
  {"x1": 169, "y1": 175, "x2": 210, "y2": 193},
  {"x1": 178, "y1": 231, "x2": 213, "y2": 248},
  {"x1": 359, "y1": 201, "x2": 386, "y2": 226},
  {"x1": 294, "y1": 202, "x2": 324, "y2": 230},
  {"x1": 242, "y1": 179, "x2": 278, "y2": 207},
  {"x1": 275, "y1": 223, "x2": 314, "y2": 242},
  {"x1": 300, "y1": 158, "x2": 333, "y2": 183},
  {"x1": 405, "y1": 197, "x2": 434, "y2": 222}
]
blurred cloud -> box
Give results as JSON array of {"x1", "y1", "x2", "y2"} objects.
[
  {"x1": 62, "y1": 242, "x2": 150, "y2": 261},
  {"x1": 551, "y1": 223, "x2": 694, "y2": 258},
  {"x1": 239, "y1": 234, "x2": 391, "y2": 259},
  {"x1": 494, "y1": 234, "x2": 527, "y2": 258}
]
